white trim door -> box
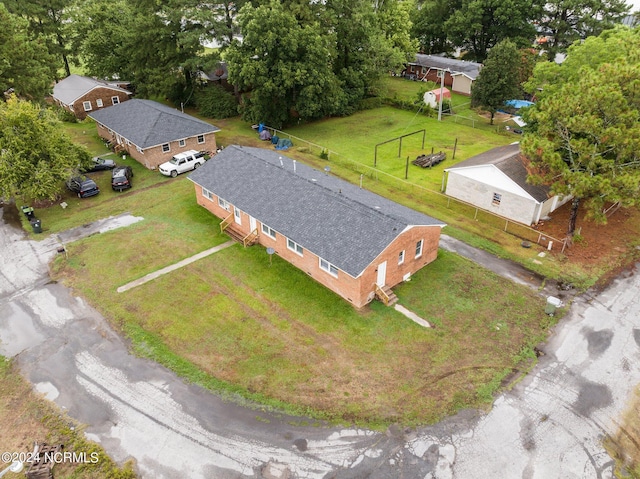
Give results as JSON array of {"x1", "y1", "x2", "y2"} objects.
[
  {"x1": 249, "y1": 216, "x2": 256, "y2": 232},
  {"x1": 234, "y1": 207, "x2": 242, "y2": 225},
  {"x1": 376, "y1": 261, "x2": 387, "y2": 287}
]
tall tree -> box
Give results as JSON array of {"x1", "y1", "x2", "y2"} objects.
[
  {"x1": 444, "y1": 0, "x2": 541, "y2": 62},
  {"x1": 539, "y1": 0, "x2": 630, "y2": 61},
  {"x1": 4, "y1": 0, "x2": 75, "y2": 78},
  {"x1": 226, "y1": 1, "x2": 343, "y2": 127},
  {"x1": 0, "y1": 96, "x2": 91, "y2": 201},
  {"x1": 471, "y1": 40, "x2": 521, "y2": 124},
  {"x1": 521, "y1": 27, "x2": 640, "y2": 241},
  {"x1": 411, "y1": 0, "x2": 461, "y2": 54},
  {"x1": 0, "y1": 4, "x2": 56, "y2": 101}
]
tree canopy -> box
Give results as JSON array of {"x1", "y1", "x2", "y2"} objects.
[
  {"x1": 521, "y1": 27, "x2": 640, "y2": 240},
  {"x1": 471, "y1": 40, "x2": 521, "y2": 124},
  {"x1": 0, "y1": 4, "x2": 57, "y2": 101},
  {"x1": 0, "y1": 96, "x2": 91, "y2": 201}
]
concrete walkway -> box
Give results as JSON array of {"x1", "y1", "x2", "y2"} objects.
[
  {"x1": 117, "y1": 240, "x2": 236, "y2": 293},
  {"x1": 394, "y1": 304, "x2": 431, "y2": 327}
]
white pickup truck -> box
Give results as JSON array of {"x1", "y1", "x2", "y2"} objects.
[{"x1": 159, "y1": 150, "x2": 209, "y2": 177}]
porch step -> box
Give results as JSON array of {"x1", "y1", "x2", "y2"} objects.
[
  {"x1": 383, "y1": 286, "x2": 398, "y2": 306},
  {"x1": 224, "y1": 225, "x2": 258, "y2": 246}
]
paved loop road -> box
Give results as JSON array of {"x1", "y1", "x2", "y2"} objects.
[{"x1": 0, "y1": 207, "x2": 637, "y2": 478}]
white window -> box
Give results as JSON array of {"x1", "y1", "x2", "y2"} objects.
[
  {"x1": 287, "y1": 238, "x2": 303, "y2": 256},
  {"x1": 96, "y1": 99, "x2": 103, "y2": 107},
  {"x1": 111, "y1": 96, "x2": 120, "y2": 105},
  {"x1": 492, "y1": 192, "x2": 502, "y2": 205},
  {"x1": 319, "y1": 258, "x2": 338, "y2": 277},
  {"x1": 162, "y1": 143, "x2": 170, "y2": 153},
  {"x1": 218, "y1": 197, "x2": 230, "y2": 211},
  {"x1": 179, "y1": 139, "x2": 186, "y2": 147},
  {"x1": 202, "y1": 188, "x2": 213, "y2": 200},
  {"x1": 261, "y1": 223, "x2": 276, "y2": 239},
  {"x1": 83, "y1": 101, "x2": 92, "y2": 111},
  {"x1": 415, "y1": 239, "x2": 423, "y2": 259},
  {"x1": 197, "y1": 134, "x2": 205, "y2": 144},
  {"x1": 398, "y1": 250, "x2": 405, "y2": 265}
]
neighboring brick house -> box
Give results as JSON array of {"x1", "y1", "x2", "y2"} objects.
[
  {"x1": 403, "y1": 54, "x2": 482, "y2": 96},
  {"x1": 442, "y1": 143, "x2": 571, "y2": 225},
  {"x1": 189, "y1": 145, "x2": 446, "y2": 308},
  {"x1": 52, "y1": 75, "x2": 132, "y2": 120},
  {"x1": 88, "y1": 99, "x2": 220, "y2": 169}
]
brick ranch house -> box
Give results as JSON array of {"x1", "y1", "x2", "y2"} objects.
[
  {"x1": 88, "y1": 99, "x2": 220, "y2": 169},
  {"x1": 403, "y1": 54, "x2": 482, "y2": 96},
  {"x1": 52, "y1": 74, "x2": 132, "y2": 120},
  {"x1": 189, "y1": 145, "x2": 445, "y2": 308}
]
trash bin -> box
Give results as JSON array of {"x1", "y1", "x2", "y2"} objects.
[
  {"x1": 31, "y1": 219, "x2": 42, "y2": 234},
  {"x1": 545, "y1": 296, "x2": 562, "y2": 315},
  {"x1": 21, "y1": 205, "x2": 35, "y2": 220}
]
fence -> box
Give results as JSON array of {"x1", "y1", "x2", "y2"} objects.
[{"x1": 265, "y1": 126, "x2": 567, "y2": 252}]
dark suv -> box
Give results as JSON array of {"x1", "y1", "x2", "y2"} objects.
[
  {"x1": 111, "y1": 166, "x2": 133, "y2": 192},
  {"x1": 66, "y1": 175, "x2": 100, "y2": 198}
]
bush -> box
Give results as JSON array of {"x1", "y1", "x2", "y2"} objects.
[
  {"x1": 54, "y1": 106, "x2": 78, "y2": 123},
  {"x1": 195, "y1": 85, "x2": 239, "y2": 119}
]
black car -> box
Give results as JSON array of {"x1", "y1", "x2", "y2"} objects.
[
  {"x1": 66, "y1": 175, "x2": 100, "y2": 198},
  {"x1": 111, "y1": 166, "x2": 133, "y2": 192},
  {"x1": 84, "y1": 156, "x2": 116, "y2": 172}
]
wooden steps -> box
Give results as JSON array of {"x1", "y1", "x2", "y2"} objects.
[
  {"x1": 223, "y1": 225, "x2": 258, "y2": 247},
  {"x1": 375, "y1": 284, "x2": 398, "y2": 306}
]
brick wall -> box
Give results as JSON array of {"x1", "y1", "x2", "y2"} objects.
[
  {"x1": 194, "y1": 185, "x2": 442, "y2": 308},
  {"x1": 95, "y1": 124, "x2": 217, "y2": 169},
  {"x1": 72, "y1": 88, "x2": 130, "y2": 120}
]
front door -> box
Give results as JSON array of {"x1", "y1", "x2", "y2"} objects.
[
  {"x1": 376, "y1": 261, "x2": 387, "y2": 287},
  {"x1": 234, "y1": 207, "x2": 242, "y2": 225},
  {"x1": 249, "y1": 216, "x2": 257, "y2": 232}
]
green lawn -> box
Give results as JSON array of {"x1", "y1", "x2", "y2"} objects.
[{"x1": 51, "y1": 178, "x2": 552, "y2": 427}]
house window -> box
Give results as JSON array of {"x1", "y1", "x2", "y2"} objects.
[
  {"x1": 179, "y1": 139, "x2": 186, "y2": 147},
  {"x1": 162, "y1": 143, "x2": 170, "y2": 153},
  {"x1": 197, "y1": 134, "x2": 205, "y2": 144},
  {"x1": 111, "y1": 96, "x2": 120, "y2": 105},
  {"x1": 398, "y1": 250, "x2": 405, "y2": 265},
  {"x1": 83, "y1": 101, "x2": 92, "y2": 111},
  {"x1": 287, "y1": 238, "x2": 303, "y2": 256},
  {"x1": 492, "y1": 193, "x2": 502, "y2": 205},
  {"x1": 218, "y1": 197, "x2": 230, "y2": 211},
  {"x1": 96, "y1": 99, "x2": 103, "y2": 107},
  {"x1": 415, "y1": 239, "x2": 423, "y2": 258},
  {"x1": 319, "y1": 258, "x2": 338, "y2": 277},
  {"x1": 261, "y1": 224, "x2": 276, "y2": 239},
  {"x1": 202, "y1": 188, "x2": 213, "y2": 200}
]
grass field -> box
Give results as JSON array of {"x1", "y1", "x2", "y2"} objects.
[{"x1": 50, "y1": 176, "x2": 553, "y2": 426}]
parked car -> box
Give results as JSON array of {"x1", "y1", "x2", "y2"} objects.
[
  {"x1": 66, "y1": 175, "x2": 100, "y2": 198},
  {"x1": 111, "y1": 166, "x2": 133, "y2": 192},
  {"x1": 159, "y1": 150, "x2": 209, "y2": 177},
  {"x1": 84, "y1": 156, "x2": 116, "y2": 172}
]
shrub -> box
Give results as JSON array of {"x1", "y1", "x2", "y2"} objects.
[{"x1": 195, "y1": 85, "x2": 239, "y2": 119}]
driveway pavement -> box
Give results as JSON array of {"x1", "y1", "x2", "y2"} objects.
[{"x1": 0, "y1": 206, "x2": 638, "y2": 478}]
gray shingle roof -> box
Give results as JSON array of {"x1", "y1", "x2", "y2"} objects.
[
  {"x1": 88, "y1": 99, "x2": 220, "y2": 149},
  {"x1": 412, "y1": 54, "x2": 482, "y2": 80},
  {"x1": 445, "y1": 143, "x2": 550, "y2": 202},
  {"x1": 189, "y1": 145, "x2": 445, "y2": 278},
  {"x1": 52, "y1": 74, "x2": 131, "y2": 105}
]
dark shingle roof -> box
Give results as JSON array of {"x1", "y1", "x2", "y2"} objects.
[
  {"x1": 445, "y1": 143, "x2": 550, "y2": 202},
  {"x1": 412, "y1": 54, "x2": 482, "y2": 80},
  {"x1": 52, "y1": 74, "x2": 131, "y2": 105},
  {"x1": 189, "y1": 146, "x2": 445, "y2": 277},
  {"x1": 88, "y1": 99, "x2": 220, "y2": 149}
]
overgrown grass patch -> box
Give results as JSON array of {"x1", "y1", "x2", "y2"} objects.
[{"x1": 52, "y1": 191, "x2": 553, "y2": 426}]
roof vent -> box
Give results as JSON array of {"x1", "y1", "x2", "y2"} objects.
[
  {"x1": 293, "y1": 160, "x2": 296, "y2": 173},
  {"x1": 279, "y1": 156, "x2": 283, "y2": 167},
  {"x1": 374, "y1": 206, "x2": 381, "y2": 210},
  {"x1": 311, "y1": 178, "x2": 317, "y2": 182}
]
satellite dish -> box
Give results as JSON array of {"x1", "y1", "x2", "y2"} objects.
[
  {"x1": 266, "y1": 247, "x2": 275, "y2": 266},
  {"x1": 324, "y1": 166, "x2": 330, "y2": 175}
]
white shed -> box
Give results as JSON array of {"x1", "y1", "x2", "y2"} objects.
[{"x1": 442, "y1": 143, "x2": 571, "y2": 225}]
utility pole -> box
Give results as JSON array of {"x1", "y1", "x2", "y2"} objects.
[{"x1": 437, "y1": 69, "x2": 446, "y2": 121}]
